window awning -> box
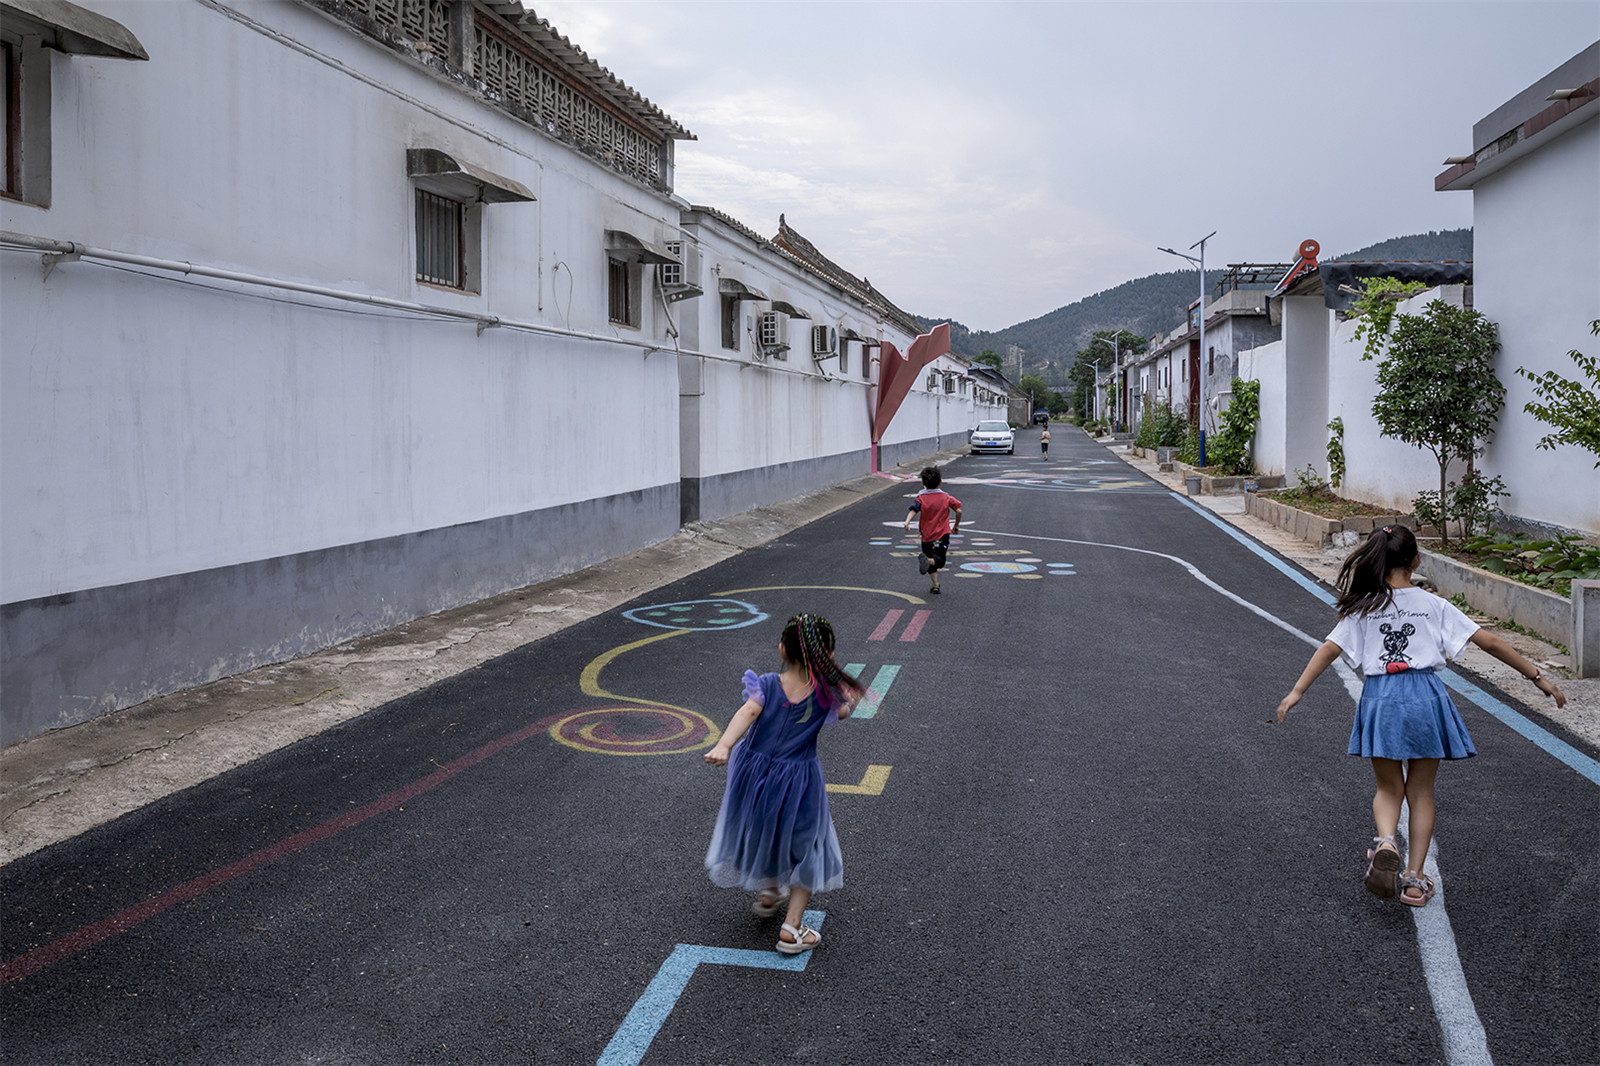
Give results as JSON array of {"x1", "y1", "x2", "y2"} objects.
[
  {"x1": 605, "y1": 229, "x2": 679, "y2": 265},
  {"x1": 718, "y1": 278, "x2": 768, "y2": 302},
  {"x1": 1, "y1": 0, "x2": 148, "y2": 59},
  {"x1": 769, "y1": 300, "x2": 811, "y2": 319},
  {"x1": 407, "y1": 148, "x2": 534, "y2": 204}
]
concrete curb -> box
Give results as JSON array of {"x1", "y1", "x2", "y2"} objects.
[{"x1": 0, "y1": 450, "x2": 962, "y2": 864}]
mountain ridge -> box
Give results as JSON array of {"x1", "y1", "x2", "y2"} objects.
[{"x1": 917, "y1": 228, "x2": 1472, "y2": 379}]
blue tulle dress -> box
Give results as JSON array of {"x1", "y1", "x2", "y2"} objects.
[{"x1": 705, "y1": 670, "x2": 844, "y2": 894}]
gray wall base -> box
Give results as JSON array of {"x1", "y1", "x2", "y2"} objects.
[{"x1": 1, "y1": 484, "x2": 679, "y2": 746}]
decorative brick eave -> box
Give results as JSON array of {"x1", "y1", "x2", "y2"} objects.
[{"x1": 1436, "y1": 76, "x2": 1599, "y2": 191}]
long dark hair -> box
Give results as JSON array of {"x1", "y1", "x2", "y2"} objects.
[
  {"x1": 1336, "y1": 525, "x2": 1421, "y2": 618},
  {"x1": 780, "y1": 614, "x2": 863, "y2": 712}
]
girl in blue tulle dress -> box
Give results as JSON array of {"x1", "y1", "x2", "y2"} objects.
[
  {"x1": 1277, "y1": 525, "x2": 1565, "y2": 906},
  {"x1": 704, "y1": 614, "x2": 863, "y2": 954}
]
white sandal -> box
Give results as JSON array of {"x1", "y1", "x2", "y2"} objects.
[
  {"x1": 776, "y1": 922, "x2": 820, "y2": 955},
  {"x1": 751, "y1": 887, "x2": 789, "y2": 918}
]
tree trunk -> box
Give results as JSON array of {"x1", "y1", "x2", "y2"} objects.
[{"x1": 1438, "y1": 459, "x2": 1451, "y2": 549}]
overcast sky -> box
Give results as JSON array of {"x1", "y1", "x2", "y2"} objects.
[{"x1": 537, "y1": 1, "x2": 1598, "y2": 332}]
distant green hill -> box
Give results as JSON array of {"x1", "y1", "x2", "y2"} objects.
[
  {"x1": 918, "y1": 228, "x2": 1471, "y2": 379},
  {"x1": 1328, "y1": 229, "x2": 1472, "y2": 262}
]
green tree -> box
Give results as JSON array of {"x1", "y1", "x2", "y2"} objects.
[
  {"x1": 974, "y1": 350, "x2": 1003, "y2": 372},
  {"x1": 1069, "y1": 329, "x2": 1144, "y2": 421},
  {"x1": 1018, "y1": 373, "x2": 1067, "y2": 415},
  {"x1": 1209, "y1": 378, "x2": 1259, "y2": 476},
  {"x1": 1370, "y1": 301, "x2": 1504, "y2": 547},
  {"x1": 1516, "y1": 319, "x2": 1600, "y2": 468}
]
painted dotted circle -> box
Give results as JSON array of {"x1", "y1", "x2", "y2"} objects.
[
  {"x1": 622, "y1": 598, "x2": 768, "y2": 631},
  {"x1": 547, "y1": 706, "x2": 716, "y2": 755},
  {"x1": 960, "y1": 561, "x2": 1038, "y2": 574}
]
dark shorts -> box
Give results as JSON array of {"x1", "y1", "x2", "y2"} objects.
[{"x1": 921, "y1": 534, "x2": 950, "y2": 571}]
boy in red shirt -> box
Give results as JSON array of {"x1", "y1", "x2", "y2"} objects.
[{"x1": 903, "y1": 466, "x2": 962, "y2": 595}]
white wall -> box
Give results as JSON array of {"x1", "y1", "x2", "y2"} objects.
[
  {"x1": 1470, "y1": 115, "x2": 1600, "y2": 535},
  {"x1": 2, "y1": 1, "x2": 976, "y2": 742},
  {"x1": 1237, "y1": 340, "x2": 1286, "y2": 477},
  {"x1": 1328, "y1": 289, "x2": 1466, "y2": 513},
  {"x1": 2, "y1": 0, "x2": 683, "y2": 603}
]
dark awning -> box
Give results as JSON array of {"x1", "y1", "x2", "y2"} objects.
[
  {"x1": 2, "y1": 0, "x2": 148, "y2": 59},
  {"x1": 769, "y1": 300, "x2": 811, "y2": 319},
  {"x1": 1317, "y1": 261, "x2": 1473, "y2": 311},
  {"x1": 408, "y1": 149, "x2": 534, "y2": 203},
  {"x1": 605, "y1": 229, "x2": 679, "y2": 265},
  {"x1": 717, "y1": 278, "x2": 768, "y2": 301}
]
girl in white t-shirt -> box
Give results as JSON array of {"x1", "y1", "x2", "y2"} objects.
[{"x1": 1276, "y1": 525, "x2": 1565, "y2": 906}]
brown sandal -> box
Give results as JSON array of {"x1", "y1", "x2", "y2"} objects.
[{"x1": 1364, "y1": 835, "x2": 1402, "y2": 898}]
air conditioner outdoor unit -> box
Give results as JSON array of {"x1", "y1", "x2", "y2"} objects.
[
  {"x1": 811, "y1": 325, "x2": 838, "y2": 357},
  {"x1": 658, "y1": 241, "x2": 700, "y2": 295},
  {"x1": 758, "y1": 311, "x2": 789, "y2": 353}
]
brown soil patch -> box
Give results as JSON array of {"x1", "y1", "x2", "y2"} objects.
[{"x1": 1255, "y1": 488, "x2": 1401, "y2": 520}]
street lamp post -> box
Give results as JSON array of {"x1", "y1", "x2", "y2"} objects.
[
  {"x1": 1090, "y1": 334, "x2": 1121, "y2": 429},
  {"x1": 1159, "y1": 231, "x2": 1216, "y2": 466}
]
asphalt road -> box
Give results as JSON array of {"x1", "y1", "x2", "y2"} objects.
[{"x1": 4, "y1": 429, "x2": 1596, "y2": 1065}]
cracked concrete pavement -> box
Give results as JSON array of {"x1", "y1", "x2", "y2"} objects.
[{"x1": 4, "y1": 435, "x2": 1593, "y2": 866}]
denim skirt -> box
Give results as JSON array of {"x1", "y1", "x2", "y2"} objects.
[{"x1": 1348, "y1": 668, "x2": 1476, "y2": 761}]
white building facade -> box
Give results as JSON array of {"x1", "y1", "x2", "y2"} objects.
[{"x1": 0, "y1": 0, "x2": 993, "y2": 744}]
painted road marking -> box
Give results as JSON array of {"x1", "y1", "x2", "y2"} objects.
[
  {"x1": 826, "y1": 766, "x2": 893, "y2": 795},
  {"x1": 715, "y1": 585, "x2": 927, "y2": 605},
  {"x1": 974, "y1": 508, "x2": 1507, "y2": 1066},
  {"x1": 1, "y1": 712, "x2": 554, "y2": 984},
  {"x1": 868, "y1": 610, "x2": 904, "y2": 641},
  {"x1": 843, "y1": 664, "x2": 900, "y2": 719},
  {"x1": 1169, "y1": 494, "x2": 1600, "y2": 786},
  {"x1": 899, "y1": 610, "x2": 931, "y2": 642},
  {"x1": 622, "y1": 598, "x2": 768, "y2": 631},
  {"x1": 597, "y1": 910, "x2": 827, "y2": 1066}
]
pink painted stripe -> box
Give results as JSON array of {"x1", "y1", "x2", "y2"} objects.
[
  {"x1": 1, "y1": 716, "x2": 552, "y2": 984},
  {"x1": 867, "y1": 609, "x2": 903, "y2": 642},
  {"x1": 899, "y1": 609, "x2": 932, "y2": 642}
]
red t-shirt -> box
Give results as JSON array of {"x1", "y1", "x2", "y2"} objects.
[{"x1": 908, "y1": 489, "x2": 961, "y2": 541}]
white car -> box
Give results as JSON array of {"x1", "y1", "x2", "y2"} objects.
[{"x1": 969, "y1": 420, "x2": 1015, "y2": 455}]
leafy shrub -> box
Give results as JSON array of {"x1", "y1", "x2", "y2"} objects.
[
  {"x1": 1208, "y1": 378, "x2": 1260, "y2": 476},
  {"x1": 1457, "y1": 532, "x2": 1600, "y2": 591}
]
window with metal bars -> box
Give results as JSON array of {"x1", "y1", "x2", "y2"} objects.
[
  {"x1": 608, "y1": 257, "x2": 638, "y2": 326},
  {"x1": 415, "y1": 188, "x2": 465, "y2": 288}
]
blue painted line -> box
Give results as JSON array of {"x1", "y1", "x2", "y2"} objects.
[
  {"x1": 1440, "y1": 671, "x2": 1600, "y2": 786},
  {"x1": 844, "y1": 664, "x2": 900, "y2": 719},
  {"x1": 598, "y1": 910, "x2": 826, "y2": 1066},
  {"x1": 1170, "y1": 492, "x2": 1599, "y2": 788}
]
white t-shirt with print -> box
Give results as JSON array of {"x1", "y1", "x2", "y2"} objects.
[{"x1": 1326, "y1": 586, "x2": 1480, "y2": 677}]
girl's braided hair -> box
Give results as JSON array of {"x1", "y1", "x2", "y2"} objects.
[
  {"x1": 780, "y1": 614, "x2": 863, "y2": 712},
  {"x1": 1336, "y1": 524, "x2": 1420, "y2": 618}
]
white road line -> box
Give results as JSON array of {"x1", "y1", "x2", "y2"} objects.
[{"x1": 967, "y1": 523, "x2": 1489, "y2": 1065}]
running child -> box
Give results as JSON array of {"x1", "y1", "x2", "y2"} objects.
[
  {"x1": 903, "y1": 465, "x2": 962, "y2": 595},
  {"x1": 1040, "y1": 423, "x2": 1051, "y2": 461},
  {"x1": 704, "y1": 614, "x2": 863, "y2": 954},
  {"x1": 1276, "y1": 525, "x2": 1565, "y2": 905}
]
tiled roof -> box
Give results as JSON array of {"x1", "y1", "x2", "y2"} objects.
[
  {"x1": 772, "y1": 216, "x2": 922, "y2": 336},
  {"x1": 687, "y1": 208, "x2": 924, "y2": 338},
  {"x1": 472, "y1": 4, "x2": 693, "y2": 141}
]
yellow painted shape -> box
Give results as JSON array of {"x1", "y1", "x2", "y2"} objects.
[
  {"x1": 826, "y1": 765, "x2": 893, "y2": 795},
  {"x1": 715, "y1": 585, "x2": 927, "y2": 605},
  {"x1": 574, "y1": 628, "x2": 720, "y2": 751}
]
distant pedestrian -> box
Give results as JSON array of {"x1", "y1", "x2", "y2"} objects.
[
  {"x1": 704, "y1": 614, "x2": 863, "y2": 954},
  {"x1": 1276, "y1": 525, "x2": 1565, "y2": 906},
  {"x1": 1039, "y1": 423, "x2": 1051, "y2": 460},
  {"x1": 903, "y1": 465, "x2": 962, "y2": 595}
]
